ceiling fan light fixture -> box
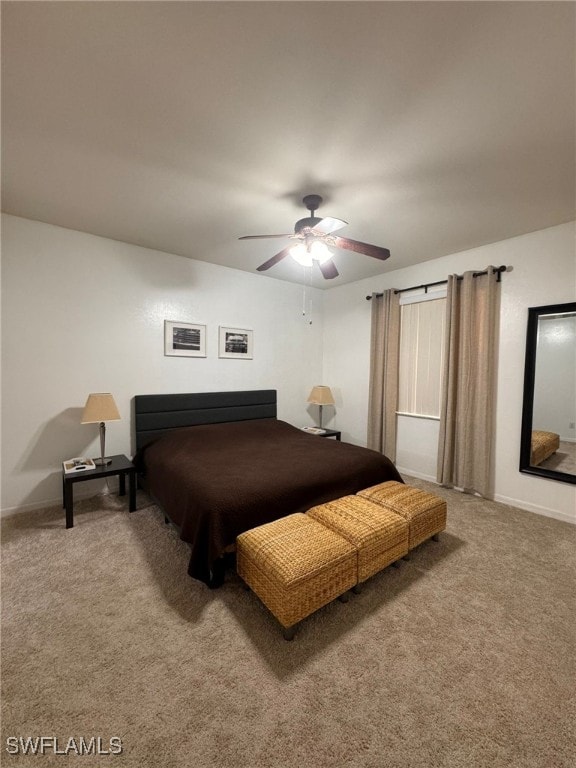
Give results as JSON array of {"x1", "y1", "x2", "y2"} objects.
[
  {"x1": 290, "y1": 240, "x2": 333, "y2": 266},
  {"x1": 309, "y1": 240, "x2": 332, "y2": 264},
  {"x1": 290, "y1": 243, "x2": 313, "y2": 267}
]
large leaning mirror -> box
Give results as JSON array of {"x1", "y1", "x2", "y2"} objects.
[{"x1": 520, "y1": 301, "x2": 576, "y2": 484}]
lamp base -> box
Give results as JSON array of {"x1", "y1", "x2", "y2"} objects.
[{"x1": 94, "y1": 422, "x2": 112, "y2": 466}]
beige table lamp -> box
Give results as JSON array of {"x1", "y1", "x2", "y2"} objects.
[
  {"x1": 307, "y1": 386, "x2": 335, "y2": 429},
  {"x1": 81, "y1": 393, "x2": 121, "y2": 466}
]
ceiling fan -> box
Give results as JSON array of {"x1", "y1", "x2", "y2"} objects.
[{"x1": 239, "y1": 194, "x2": 391, "y2": 279}]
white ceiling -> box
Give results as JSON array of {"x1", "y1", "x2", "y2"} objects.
[{"x1": 2, "y1": 1, "x2": 575, "y2": 288}]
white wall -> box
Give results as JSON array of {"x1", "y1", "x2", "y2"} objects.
[
  {"x1": 3, "y1": 214, "x2": 575, "y2": 523},
  {"x1": 323, "y1": 221, "x2": 576, "y2": 524},
  {"x1": 1, "y1": 214, "x2": 324, "y2": 513}
]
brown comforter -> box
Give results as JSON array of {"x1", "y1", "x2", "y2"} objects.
[{"x1": 135, "y1": 418, "x2": 402, "y2": 585}]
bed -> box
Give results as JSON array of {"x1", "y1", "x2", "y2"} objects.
[{"x1": 133, "y1": 390, "x2": 402, "y2": 586}]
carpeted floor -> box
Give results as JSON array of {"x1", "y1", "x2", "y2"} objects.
[
  {"x1": 1, "y1": 478, "x2": 575, "y2": 768},
  {"x1": 539, "y1": 440, "x2": 576, "y2": 475}
]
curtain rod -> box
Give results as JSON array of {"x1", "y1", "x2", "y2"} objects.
[{"x1": 365, "y1": 265, "x2": 508, "y2": 300}]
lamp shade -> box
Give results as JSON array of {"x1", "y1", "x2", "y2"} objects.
[
  {"x1": 81, "y1": 393, "x2": 121, "y2": 424},
  {"x1": 307, "y1": 386, "x2": 335, "y2": 406}
]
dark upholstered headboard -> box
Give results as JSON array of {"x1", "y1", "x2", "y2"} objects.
[{"x1": 133, "y1": 390, "x2": 277, "y2": 453}]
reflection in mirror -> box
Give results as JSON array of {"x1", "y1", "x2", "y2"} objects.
[{"x1": 520, "y1": 302, "x2": 576, "y2": 484}]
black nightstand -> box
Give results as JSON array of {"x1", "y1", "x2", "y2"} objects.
[
  {"x1": 301, "y1": 428, "x2": 341, "y2": 440},
  {"x1": 62, "y1": 454, "x2": 136, "y2": 528},
  {"x1": 319, "y1": 429, "x2": 341, "y2": 441}
]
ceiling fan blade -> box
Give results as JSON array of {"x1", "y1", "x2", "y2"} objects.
[
  {"x1": 333, "y1": 236, "x2": 390, "y2": 261},
  {"x1": 239, "y1": 234, "x2": 291, "y2": 240},
  {"x1": 319, "y1": 258, "x2": 339, "y2": 279},
  {"x1": 311, "y1": 217, "x2": 348, "y2": 235},
  {"x1": 256, "y1": 247, "x2": 292, "y2": 272}
]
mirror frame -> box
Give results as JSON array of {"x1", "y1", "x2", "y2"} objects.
[{"x1": 519, "y1": 301, "x2": 576, "y2": 484}]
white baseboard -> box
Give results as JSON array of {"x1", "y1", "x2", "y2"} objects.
[
  {"x1": 396, "y1": 466, "x2": 437, "y2": 484},
  {"x1": 3, "y1": 479, "x2": 573, "y2": 527},
  {"x1": 396, "y1": 468, "x2": 575, "y2": 526},
  {"x1": 1, "y1": 488, "x2": 106, "y2": 518},
  {"x1": 493, "y1": 493, "x2": 575, "y2": 525}
]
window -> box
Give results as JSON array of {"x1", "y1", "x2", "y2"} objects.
[{"x1": 398, "y1": 293, "x2": 446, "y2": 418}]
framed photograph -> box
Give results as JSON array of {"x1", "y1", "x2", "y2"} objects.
[
  {"x1": 218, "y1": 326, "x2": 253, "y2": 359},
  {"x1": 164, "y1": 321, "x2": 206, "y2": 357}
]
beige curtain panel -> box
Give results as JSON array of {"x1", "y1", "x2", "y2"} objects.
[
  {"x1": 367, "y1": 289, "x2": 400, "y2": 461},
  {"x1": 437, "y1": 267, "x2": 500, "y2": 497}
]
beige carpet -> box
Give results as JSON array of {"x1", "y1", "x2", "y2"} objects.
[
  {"x1": 2, "y1": 478, "x2": 575, "y2": 768},
  {"x1": 540, "y1": 440, "x2": 576, "y2": 475}
]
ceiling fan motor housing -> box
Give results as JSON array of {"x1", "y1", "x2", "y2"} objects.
[{"x1": 294, "y1": 216, "x2": 322, "y2": 233}]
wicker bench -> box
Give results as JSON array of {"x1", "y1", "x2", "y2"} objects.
[
  {"x1": 236, "y1": 513, "x2": 357, "y2": 640},
  {"x1": 530, "y1": 430, "x2": 560, "y2": 466},
  {"x1": 357, "y1": 481, "x2": 447, "y2": 551},
  {"x1": 307, "y1": 495, "x2": 409, "y2": 585},
  {"x1": 237, "y1": 483, "x2": 447, "y2": 639}
]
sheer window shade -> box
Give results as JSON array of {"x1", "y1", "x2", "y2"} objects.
[{"x1": 398, "y1": 298, "x2": 446, "y2": 418}]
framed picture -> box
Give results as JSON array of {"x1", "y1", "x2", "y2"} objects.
[
  {"x1": 164, "y1": 321, "x2": 206, "y2": 357},
  {"x1": 218, "y1": 326, "x2": 253, "y2": 359}
]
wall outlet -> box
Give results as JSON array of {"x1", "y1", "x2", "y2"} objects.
[{"x1": 570, "y1": 422, "x2": 575, "y2": 430}]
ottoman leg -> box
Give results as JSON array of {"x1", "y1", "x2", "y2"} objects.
[
  {"x1": 352, "y1": 584, "x2": 362, "y2": 595},
  {"x1": 338, "y1": 591, "x2": 350, "y2": 603},
  {"x1": 403, "y1": 554, "x2": 411, "y2": 561},
  {"x1": 282, "y1": 624, "x2": 298, "y2": 641},
  {"x1": 391, "y1": 560, "x2": 402, "y2": 568},
  {"x1": 432, "y1": 533, "x2": 440, "y2": 542}
]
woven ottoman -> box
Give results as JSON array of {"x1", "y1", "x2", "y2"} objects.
[
  {"x1": 358, "y1": 481, "x2": 446, "y2": 551},
  {"x1": 236, "y1": 513, "x2": 357, "y2": 640},
  {"x1": 530, "y1": 430, "x2": 560, "y2": 466},
  {"x1": 307, "y1": 495, "x2": 409, "y2": 584}
]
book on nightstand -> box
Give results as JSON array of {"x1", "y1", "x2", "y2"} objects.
[
  {"x1": 300, "y1": 426, "x2": 326, "y2": 435},
  {"x1": 62, "y1": 457, "x2": 96, "y2": 474}
]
